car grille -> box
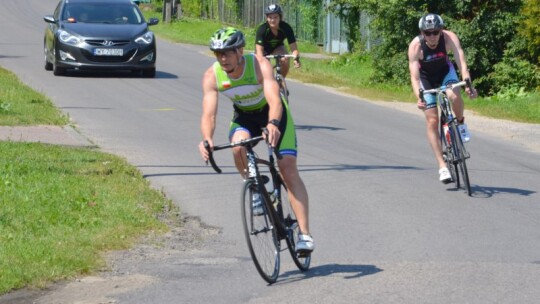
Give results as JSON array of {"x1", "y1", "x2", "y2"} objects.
[
  {"x1": 85, "y1": 40, "x2": 130, "y2": 46},
  {"x1": 81, "y1": 49, "x2": 137, "y2": 63}
]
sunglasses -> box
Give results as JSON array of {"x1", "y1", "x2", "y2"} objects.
[{"x1": 424, "y1": 30, "x2": 440, "y2": 37}]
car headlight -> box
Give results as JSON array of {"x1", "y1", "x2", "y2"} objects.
[
  {"x1": 58, "y1": 30, "x2": 81, "y2": 45},
  {"x1": 135, "y1": 32, "x2": 154, "y2": 45}
]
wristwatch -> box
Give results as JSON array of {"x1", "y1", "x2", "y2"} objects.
[{"x1": 268, "y1": 119, "x2": 280, "y2": 127}]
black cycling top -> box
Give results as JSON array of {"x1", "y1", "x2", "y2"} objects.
[
  {"x1": 255, "y1": 21, "x2": 296, "y2": 55},
  {"x1": 419, "y1": 33, "x2": 450, "y2": 81}
]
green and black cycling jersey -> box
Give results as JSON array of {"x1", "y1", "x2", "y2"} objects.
[{"x1": 255, "y1": 21, "x2": 296, "y2": 55}]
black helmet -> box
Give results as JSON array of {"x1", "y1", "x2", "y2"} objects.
[
  {"x1": 418, "y1": 14, "x2": 444, "y2": 31},
  {"x1": 264, "y1": 4, "x2": 282, "y2": 17},
  {"x1": 209, "y1": 27, "x2": 246, "y2": 51}
]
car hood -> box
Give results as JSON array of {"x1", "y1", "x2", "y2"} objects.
[{"x1": 61, "y1": 23, "x2": 149, "y2": 39}]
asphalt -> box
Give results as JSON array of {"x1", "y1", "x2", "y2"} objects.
[{"x1": 0, "y1": 125, "x2": 95, "y2": 147}]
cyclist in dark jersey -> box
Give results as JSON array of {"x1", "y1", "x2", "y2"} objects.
[
  {"x1": 408, "y1": 13, "x2": 477, "y2": 183},
  {"x1": 198, "y1": 27, "x2": 314, "y2": 254},
  {"x1": 255, "y1": 4, "x2": 301, "y2": 78}
]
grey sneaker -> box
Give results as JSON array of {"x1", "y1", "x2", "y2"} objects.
[
  {"x1": 296, "y1": 234, "x2": 314, "y2": 255},
  {"x1": 252, "y1": 193, "x2": 264, "y2": 216}
]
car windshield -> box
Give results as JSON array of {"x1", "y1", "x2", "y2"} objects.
[{"x1": 62, "y1": 3, "x2": 144, "y2": 24}]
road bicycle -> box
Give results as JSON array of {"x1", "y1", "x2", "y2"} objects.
[
  {"x1": 265, "y1": 54, "x2": 297, "y2": 101},
  {"x1": 420, "y1": 79, "x2": 473, "y2": 196},
  {"x1": 204, "y1": 135, "x2": 310, "y2": 283}
]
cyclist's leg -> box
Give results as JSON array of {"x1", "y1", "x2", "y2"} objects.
[
  {"x1": 229, "y1": 112, "x2": 263, "y2": 178},
  {"x1": 442, "y1": 66, "x2": 464, "y2": 121},
  {"x1": 272, "y1": 46, "x2": 290, "y2": 77},
  {"x1": 274, "y1": 101, "x2": 313, "y2": 252},
  {"x1": 423, "y1": 107, "x2": 447, "y2": 170},
  {"x1": 421, "y1": 87, "x2": 446, "y2": 170}
]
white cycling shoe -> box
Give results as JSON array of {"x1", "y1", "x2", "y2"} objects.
[
  {"x1": 296, "y1": 234, "x2": 314, "y2": 254},
  {"x1": 439, "y1": 167, "x2": 452, "y2": 184}
]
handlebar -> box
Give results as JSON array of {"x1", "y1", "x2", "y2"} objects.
[
  {"x1": 204, "y1": 135, "x2": 282, "y2": 174},
  {"x1": 419, "y1": 78, "x2": 473, "y2": 103},
  {"x1": 265, "y1": 54, "x2": 299, "y2": 61}
]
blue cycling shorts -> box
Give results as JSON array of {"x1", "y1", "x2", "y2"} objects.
[{"x1": 421, "y1": 64, "x2": 459, "y2": 110}]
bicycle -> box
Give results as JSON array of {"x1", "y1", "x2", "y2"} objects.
[
  {"x1": 204, "y1": 134, "x2": 310, "y2": 283},
  {"x1": 420, "y1": 79, "x2": 473, "y2": 196},
  {"x1": 264, "y1": 54, "x2": 297, "y2": 101}
]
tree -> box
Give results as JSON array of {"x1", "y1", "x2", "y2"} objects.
[{"x1": 327, "y1": 0, "x2": 533, "y2": 94}]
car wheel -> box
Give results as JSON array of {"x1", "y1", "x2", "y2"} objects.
[
  {"x1": 142, "y1": 68, "x2": 156, "y2": 78},
  {"x1": 44, "y1": 45, "x2": 53, "y2": 71},
  {"x1": 53, "y1": 62, "x2": 66, "y2": 76}
]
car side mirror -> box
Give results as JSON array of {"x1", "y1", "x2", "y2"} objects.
[
  {"x1": 147, "y1": 18, "x2": 159, "y2": 26},
  {"x1": 43, "y1": 15, "x2": 56, "y2": 23}
]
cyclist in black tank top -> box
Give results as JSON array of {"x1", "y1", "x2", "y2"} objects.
[
  {"x1": 419, "y1": 33, "x2": 450, "y2": 84},
  {"x1": 408, "y1": 13, "x2": 477, "y2": 183}
]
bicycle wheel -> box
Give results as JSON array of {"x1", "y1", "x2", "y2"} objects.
[
  {"x1": 279, "y1": 181, "x2": 311, "y2": 271},
  {"x1": 450, "y1": 123, "x2": 472, "y2": 196},
  {"x1": 241, "y1": 179, "x2": 280, "y2": 283}
]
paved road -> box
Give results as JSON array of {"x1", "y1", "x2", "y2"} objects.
[{"x1": 1, "y1": 1, "x2": 540, "y2": 303}]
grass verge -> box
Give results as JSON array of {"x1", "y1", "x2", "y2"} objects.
[
  {"x1": 145, "y1": 13, "x2": 539, "y2": 124},
  {"x1": 0, "y1": 142, "x2": 171, "y2": 294},
  {"x1": 0, "y1": 68, "x2": 69, "y2": 126},
  {"x1": 0, "y1": 66, "x2": 173, "y2": 294}
]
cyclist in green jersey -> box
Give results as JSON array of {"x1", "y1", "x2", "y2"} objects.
[{"x1": 198, "y1": 27, "x2": 314, "y2": 254}]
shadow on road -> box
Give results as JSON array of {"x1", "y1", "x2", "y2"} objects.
[
  {"x1": 139, "y1": 163, "x2": 421, "y2": 178},
  {"x1": 296, "y1": 124, "x2": 346, "y2": 131},
  {"x1": 277, "y1": 263, "x2": 382, "y2": 284},
  {"x1": 465, "y1": 185, "x2": 536, "y2": 198}
]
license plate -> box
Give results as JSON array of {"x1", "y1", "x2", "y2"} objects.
[{"x1": 93, "y1": 48, "x2": 123, "y2": 56}]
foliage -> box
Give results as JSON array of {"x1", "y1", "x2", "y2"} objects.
[
  {"x1": 518, "y1": 0, "x2": 540, "y2": 64},
  {"x1": 326, "y1": 0, "x2": 539, "y2": 96}
]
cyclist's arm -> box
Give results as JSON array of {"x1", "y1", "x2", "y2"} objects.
[
  {"x1": 444, "y1": 30, "x2": 470, "y2": 81},
  {"x1": 444, "y1": 30, "x2": 477, "y2": 97},
  {"x1": 255, "y1": 55, "x2": 282, "y2": 147},
  {"x1": 283, "y1": 22, "x2": 300, "y2": 62},
  {"x1": 199, "y1": 66, "x2": 219, "y2": 160},
  {"x1": 254, "y1": 24, "x2": 266, "y2": 56},
  {"x1": 407, "y1": 37, "x2": 423, "y2": 106},
  {"x1": 255, "y1": 44, "x2": 265, "y2": 57}
]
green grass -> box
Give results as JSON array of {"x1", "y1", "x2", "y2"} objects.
[
  {"x1": 0, "y1": 62, "x2": 173, "y2": 294},
  {"x1": 0, "y1": 142, "x2": 171, "y2": 294},
  {"x1": 0, "y1": 68, "x2": 69, "y2": 126}
]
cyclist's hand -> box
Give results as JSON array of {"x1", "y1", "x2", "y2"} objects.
[
  {"x1": 417, "y1": 98, "x2": 426, "y2": 109},
  {"x1": 199, "y1": 140, "x2": 213, "y2": 161},
  {"x1": 294, "y1": 56, "x2": 301, "y2": 68},
  {"x1": 466, "y1": 87, "x2": 478, "y2": 99},
  {"x1": 264, "y1": 124, "x2": 281, "y2": 148}
]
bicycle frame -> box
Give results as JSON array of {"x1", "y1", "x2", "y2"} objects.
[
  {"x1": 204, "y1": 135, "x2": 310, "y2": 282},
  {"x1": 205, "y1": 137, "x2": 288, "y2": 237},
  {"x1": 265, "y1": 54, "x2": 296, "y2": 99}
]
